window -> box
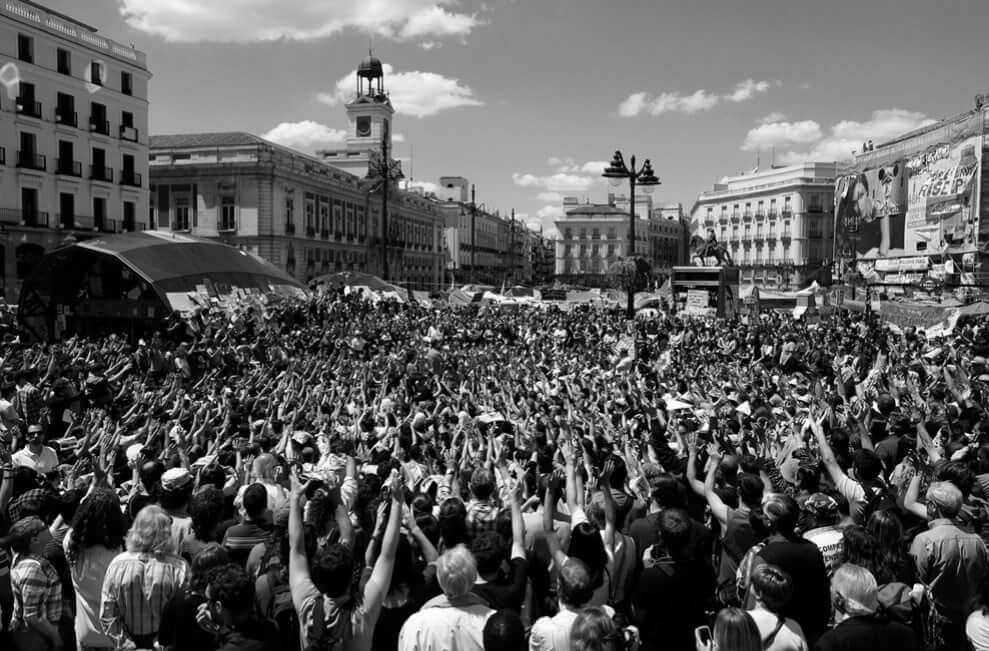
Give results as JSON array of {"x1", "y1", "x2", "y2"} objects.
[
  {"x1": 17, "y1": 35, "x2": 33, "y2": 63},
  {"x1": 285, "y1": 197, "x2": 295, "y2": 226},
  {"x1": 90, "y1": 61, "x2": 104, "y2": 86},
  {"x1": 220, "y1": 196, "x2": 236, "y2": 230},
  {"x1": 123, "y1": 201, "x2": 136, "y2": 231},
  {"x1": 57, "y1": 48, "x2": 71, "y2": 75},
  {"x1": 121, "y1": 111, "x2": 134, "y2": 128},
  {"x1": 564, "y1": 228, "x2": 573, "y2": 240},
  {"x1": 121, "y1": 71, "x2": 133, "y2": 96},
  {"x1": 56, "y1": 93, "x2": 76, "y2": 126},
  {"x1": 174, "y1": 197, "x2": 191, "y2": 230}
]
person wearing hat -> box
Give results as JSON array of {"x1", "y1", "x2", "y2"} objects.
[
  {"x1": 12, "y1": 424, "x2": 59, "y2": 476},
  {"x1": 814, "y1": 563, "x2": 919, "y2": 651},
  {"x1": 909, "y1": 481, "x2": 989, "y2": 650},
  {"x1": 160, "y1": 467, "x2": 195, "y2": 553},
  {"x1": 3, "y1": 516, "x2": 63, "y2": 651},
  {"x1": 800, "y1": 493, "x2": 843, "y2": 577}
]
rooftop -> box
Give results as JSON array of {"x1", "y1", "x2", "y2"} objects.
[
  {"x1": 565, "y1": 204, "x2": 627, "y2": 216},
  {"x1": 1, "y1": 0, "x2": 147, "y2": 68},
  {"x1": 150, "y1": 132, "x2": 272, "y2": 149}
]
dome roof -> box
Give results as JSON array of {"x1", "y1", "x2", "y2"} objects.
[{"x1": 357, "y1": 55, "x2": 384, "y2": 78}]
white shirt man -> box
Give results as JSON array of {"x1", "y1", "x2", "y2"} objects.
[{"x1": 12, "y1": 425, "x2": 59, "y2": 475}]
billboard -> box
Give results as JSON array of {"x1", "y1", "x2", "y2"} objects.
[{"x1": 835, "y1": 135, "x2": 982, "y2": 261}]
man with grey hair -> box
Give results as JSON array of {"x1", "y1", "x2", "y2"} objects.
[
  {"x1": 398, "y1": 545, "x2": 494, "y2": 651},
  {"x1": 815, "y1": 563, "x2": 919, "y2": 651},
  {"x1": 910, "y1": 480, "x2": 989, "y2": 651}
]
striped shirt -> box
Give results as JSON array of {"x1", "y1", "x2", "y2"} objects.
[
  {"x1": 222, "y1": 521, "x2": 271, "y2": 567},
  {"x1": 99, "y1": 551, "x2": 189, "y2": 647},
  {"x1": 10, "y1": 553, "x2": 63, "y2": 632},
  {"x1": 466, "y1": 499, "x2": 501, "y2": 541}
]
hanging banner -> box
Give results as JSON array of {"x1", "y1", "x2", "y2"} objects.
[
  {"x1": 684, "y1": 289, "x2": 710, "y2": 315},
  {"x1": 835, "y1": 135, "x2": 982, "y2": 261}
]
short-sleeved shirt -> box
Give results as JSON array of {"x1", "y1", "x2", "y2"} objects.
[
  {"x1": 12, "y1": 445, "x2": 59, "y2": 475},
  {"x1": 836, "y1": 475, "x2": 867, "y2": 521},
  {"x1": 11, "y1": 553, "x2": 62, "y2": 631}
]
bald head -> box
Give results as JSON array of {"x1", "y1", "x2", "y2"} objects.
[{"x1": 252, "y1": 454, "x2": 279, "y2": 481}]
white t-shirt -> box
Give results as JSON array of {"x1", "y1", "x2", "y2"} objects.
[
  {"x1": 836, "y1": 474, "x2": 867, "y2": 520},
  {"x1": 12, "y1": 445, "x2": 59, "y2": 475},
  {"x1": 804, "y1": 525, "x2": 844, "y2": 576},
  {"x1": 749, "y1": 608, "x2": 808, "y2": 651}
]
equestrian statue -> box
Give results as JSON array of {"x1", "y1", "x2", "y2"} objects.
[{"x1": 690, "y1": 229, "x2": 734, "y2": 266}]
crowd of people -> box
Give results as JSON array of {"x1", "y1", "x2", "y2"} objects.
[{"x1": 1, "y1": 289, "x2": 989, "y2": 651}]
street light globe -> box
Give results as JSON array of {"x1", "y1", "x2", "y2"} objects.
[
  {"x1": 640, "y1": 183, "x2": 656, "y2": 195},
  {"x1": 607, "y1": 176, "x2": 624, "y2": 189}
]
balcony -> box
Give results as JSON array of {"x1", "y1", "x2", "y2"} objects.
[
  {"x1": 56, "y1": 214, "x2": 94, "y2": 230},
  {"x1": 730, "y1": 211, "x2": 741, "y2": 223},
  {"x1": 89, "y1": 118, "x2": 110, "y2": 136},
  {"x1": 96, "y1": 218, "x2": 120, "y2": 233},
  {"x1": 718, "y1": 214, "x2": 729, "y2": 224},
  {"x1": 56, "y1": 159, "x2": 82, "y2": 177},
  {"x1": 755, "y1": 210, "x2": 765, "y2": 221},
  {"x1": 781, "y1": 231, "x2": 792, "y2": 241},
  {"x1": 781, "y1": 209, "x2": 793, "y2": 219},
  {"x1": 120, "y1": 170, "x2": 142, "y2": 187},
  {"x1": 90, "y1": 165, "x2": 113, "y2": 182},
  {"x1": 808, "y1": 205, "x2": 825, "y2": 214},
  {"x1": 753, "y1": 233, "x2": 765, "y2": 244},
  {"x1": 285, "y1": 222, "x2": 296, "y2": 234},
  {"x1": 320, "y1": 229, "x2": 330, "y2": 239},
  {"x1": 305, "y1": 225, "x2": 316, "y2": 237},
  {"x1": 767, "y1": 210, "x2": 778, "y2": 220},
  {"x1": 119, "y1": 125, "x2": 139, "y2": 142},
  {"x1": 766, "y1": 231, "x2": 778, "y2": 242},
  {"x1": 218, "y1": 220, "x2": 237, "y2": 233},
  {"x1": 334, "y1": 231, "x2": 342, "y2": 241},
  {"x1": 704, "y1": 218, "x2": 715, "y2": 228},
  {"x1": 16, "y1": 210, "x2": 49, "y2": 227},
  {"x1": 16, "y1": 151, "x2": 46, "y2": 171},
  {"x1": 55, "y1": 109, "x2": 78, "y2": 127},
  {"x1": 15, "y1": 98, "x2": 42, "y2": 119},
  {"x1": 742, "y1": 211, "x2": 753, "y2": 221}
]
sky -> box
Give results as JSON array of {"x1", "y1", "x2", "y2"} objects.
[{"x1": 39, "y1": 0, "x2": 989, "y2": 236}]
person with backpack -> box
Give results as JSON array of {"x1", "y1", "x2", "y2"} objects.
[
  {"x1": 809, "y1": 409, "x2": 891, "y2": 524},
  {"x1": 746, "y1": 564, "x2": 808, "y2": 651}
]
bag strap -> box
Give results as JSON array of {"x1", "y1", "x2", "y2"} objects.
[{"x1": 762, "y1": 616, "x2": 785, "y2": 650}]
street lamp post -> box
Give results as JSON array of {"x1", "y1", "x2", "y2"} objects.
[
  {"x1": 366, "y1": 121, "x2": 403, "y2": 281},
  {"x1": 602, "y1": 150, "x2": 660, "y2": 318}
]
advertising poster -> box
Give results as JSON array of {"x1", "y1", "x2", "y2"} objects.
[
  {"x1": 835, "y1": 135, "x2": 982, "y2": 261},
  {"x1": 684, "y1": 289, "x2": 710, "y2": 315}
]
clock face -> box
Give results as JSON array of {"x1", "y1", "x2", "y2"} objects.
[{"x1": 356, "y1": 117, "x2": 371, "y2": 137}]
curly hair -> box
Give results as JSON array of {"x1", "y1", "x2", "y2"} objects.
[
  {"x1": 191, "y1": 543, "x2": 231, "y2": 592},
  {"x1": 67, "y1": 488, "x2": 127, "y2": 566},
  {"x1": 189, "y1": 487, "x2": 226, "y2": 543}
]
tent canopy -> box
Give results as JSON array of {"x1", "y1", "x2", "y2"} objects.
[
  {"x1": 18, "y1": 232, "x2": 306, "y2": 341},
  {"x1": 71, "y1": 231, "x2": 304, "y2": 299}
]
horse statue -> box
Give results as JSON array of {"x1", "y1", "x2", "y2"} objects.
[{"x1": 689, "y1": 235, "x2": 733, "y2": 266}]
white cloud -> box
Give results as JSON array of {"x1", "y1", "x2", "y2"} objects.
[
  {"x1": 727, "y1": 79, "x2": 770, "y2": 103},
  {"x1": 771, "y1": 109, "x2": 937, "y2": 164},
  {"x1": 758, "y1": 111, "x2": 787, "y2": 124},
  {"x1": 742, "y1": 120, "x2": 822, "y2": 151},
  {"x1": 261, "y1": 120, "x2": 346, "y2": 153},
  {"x1": 537, "y1": 205, "x2": 565, "y2": 220},
  {"x1": 418, "y1": 41, "x2": 439, "y2": 50},
  {"x1": 618, "y1": 92, "x2": 650, "y2": 118},
  {"x1": 580, "y1": 161, "x2": 609, "y2": 175},
  {"x1": 392, "y1": 133, "x2": 407, "y2": 143},
  {"x1": 618, "y1": 79, "x2": 775, "y2": 117},
  {"x1": 317, "y1": 63, "x2": 482, "y2": 118},
  {"x1": 513, "y1": 172, "x2": 594, "y2": 193},
  {"x1": 119, "y1": 0, "x2": 481, "y2": 43},
  {"x1": 537, "y1": 191, "x2": 564, "y2": 203}
]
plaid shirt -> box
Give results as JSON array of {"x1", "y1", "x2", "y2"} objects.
[
  {"x1": 100, "y1": 551, "x2": 189, "y2": 647},
  {"x1": 14, "y1": 382, "x2": 44, "y2": 427},
  {"x1": 10, "y1": 553, "x2": 63, "y2": 631}
]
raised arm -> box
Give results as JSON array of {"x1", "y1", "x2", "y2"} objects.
[
  {"x1": 362, "y1": 471, "x2": 405, "y2": 614},
  {"x1": 543, "y1": 478, "x2": 567, "y2": 570},
  {"x1": 703, "y1": 445, "x2": 730, "y2": 529},
  {"x1": 598, "y1": 459, "x2": 618, "y2": 556}
]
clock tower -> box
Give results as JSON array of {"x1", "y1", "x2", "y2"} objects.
[{"x1": 317, "y1": 51, "x2": 396, "y2": 176}]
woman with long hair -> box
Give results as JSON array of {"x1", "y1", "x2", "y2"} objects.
[
  {"x1": 837, "y1": 525, "x2": 878, "y2": 578},
  {"x1": 698, "y1": 607, "x2": 762, "y2": 651},
  {"x1": 64, "y1": 488, "x2": 128, "y2": 651},
  {"x1": 866, "y1": 509, "x2": 915, "y2": 586},
  {"x1": 100, "y1": 505, "x2": 189, "y2": 650}
]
